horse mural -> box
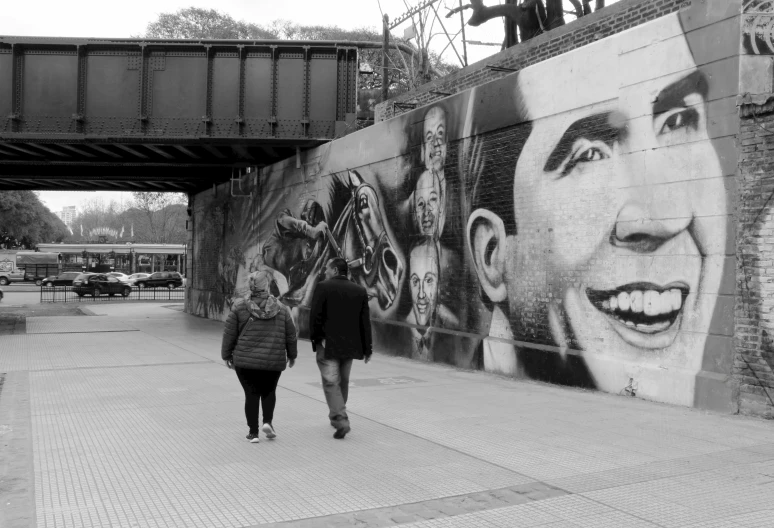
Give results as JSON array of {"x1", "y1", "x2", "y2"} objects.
[{"x1": 281, "y1": 169, "x2": 404, "y2": 329}]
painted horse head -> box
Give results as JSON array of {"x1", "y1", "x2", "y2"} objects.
[{"x1": 329, "y1": 170, "x2": 404, "y2": 310}]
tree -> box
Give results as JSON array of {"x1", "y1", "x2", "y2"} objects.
[
  {"x1": 69, "y1": 197, "x2": 127, "y2": 242},
  {"x1": 448, "y1": 0, "x2": 607, "y2": 46},
  {"x1": 141, "y1": 7, "x2": 277, "y2": 39},
  {"x1": 0, "y1": 191, "x2": 69, "y2": 248},
  {"x1": 130, "y1": 193, "x2": 187, "y2": 244}
]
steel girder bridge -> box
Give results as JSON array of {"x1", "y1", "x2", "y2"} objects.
[{"x1": 0, "y1": 36, "x2": 364, "y2": 192}]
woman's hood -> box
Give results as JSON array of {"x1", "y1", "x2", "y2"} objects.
[{"x1": 245, "y1": 295, "x2": 282, "y2": 319}]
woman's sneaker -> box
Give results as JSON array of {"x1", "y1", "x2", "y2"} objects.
[
  {"x1": 262, "y1": 423, "x2": 276, "y2": 439},
  {"x1": 246, "y1": 432, "x2": 259, "y2": 443}
]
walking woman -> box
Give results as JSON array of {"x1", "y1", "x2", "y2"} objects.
[{"x1": 222, "y1": 269, "x2": 297, "y2": 443}]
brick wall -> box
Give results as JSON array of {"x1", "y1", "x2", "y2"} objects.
[
  {"x1": 376, "y1": 0, "x2": 688, "y2": 122},
  {"x1": 736, "y1": 103, "x2": 774, "y2": 419}
]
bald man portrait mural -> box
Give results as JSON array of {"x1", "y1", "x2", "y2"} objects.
[{"x1": 191, "y1": 0, "x2": 738, "y2": 409}]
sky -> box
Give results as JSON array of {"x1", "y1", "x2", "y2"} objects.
[{"x1": 3, "y1": 0, "x2": 614, "y2": 213}]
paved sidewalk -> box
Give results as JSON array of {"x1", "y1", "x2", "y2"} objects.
[{"x1": 0, "y1": 304, "x2": 772, "y2": 528}]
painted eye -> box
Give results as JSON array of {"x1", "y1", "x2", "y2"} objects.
[
  {"x1": 559, "y1": 141, "x2": 611, "y2": 178},
  {"x1": 411, "y1": 276, "x2": 419, "y2": 287},
  {"x1": 659, "y1": 108, "x2": 698, "y2": 135},
  {"x1": 576, "y1": 147, "x2": 606, "y2": 163}
]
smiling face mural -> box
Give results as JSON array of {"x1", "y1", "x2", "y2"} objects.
[
  {"x1": 466, "y1": 13, "x2": 729, "y2": 406},
  {"x1": 409, "y1": 239, "x2": 440, "y2": 328},
  {"x1": 190, "y1": 1, "x2": 739, "y2": 409}
]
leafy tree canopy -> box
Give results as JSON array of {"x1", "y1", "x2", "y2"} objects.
[
  {"x1": 65, "y1": 194, "x2": 187, "y2": 245},
  {"x1": 0, "y1": 191, "x2": 69, "y2": 249},
  {"x1": 142, "y1": 7, "x2": 276, "y2": 40}
]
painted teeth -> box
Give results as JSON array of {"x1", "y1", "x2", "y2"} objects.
[{"x1": 604, "y1": 289, "x2": 683, "y2": 315}]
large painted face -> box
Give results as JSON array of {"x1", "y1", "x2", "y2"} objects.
[
  {"x1": 421, "y1": 107, "x2": 447, "y2": 172},
  {"x1": 409, "y1": 242, "x2": 439, "y2": 327},
  {"x1": 504, "y1": 17, "x2": 726, "y2": 405},
  {"x1": 414, "y1": 170, "x2": 442, "y2": 237}
]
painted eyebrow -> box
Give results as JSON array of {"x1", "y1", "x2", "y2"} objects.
[
  {"x1": 543, "y1": 112, "x2": 625, "y2": 173},
  {"x1": 652, "y1": 70, "x2": 709, "y2": 117}
]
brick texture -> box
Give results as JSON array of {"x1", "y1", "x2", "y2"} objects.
[
  {"x1": 736, "y1": 105, "x2": 774, "y2": 419},
  {"x1": 376, "y1": 0, "x2": 688, "y2": 122}
]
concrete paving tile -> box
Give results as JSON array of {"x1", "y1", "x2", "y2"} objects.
[
  {"x1": 724, "y1": 509, "x2": 774, "y2": 528},
  {"x1": 3, "y1": 302, "x2": 773, "y2": 528},
  {"x1": 26, "y1": 316, "x2": 136, "y2": 334}
]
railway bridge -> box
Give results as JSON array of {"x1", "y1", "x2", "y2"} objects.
[{"x1": 0, "y1": 36, "x2": 372, "y2": 192}]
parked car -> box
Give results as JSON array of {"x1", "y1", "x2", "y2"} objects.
[
  {"x1": 125, "y1": 273, "x2": 150, "y2": 286},
  {"x1": 72, "y1": 273, "x2": 132, "y2": 297},
  {"x1": 107, "y1": 272, "x2": 131, "y2": 282},
  {"x1": 134, "y1": 271, "x2": 184, "y2": 289},
  {"x1": 42, "y1": 271, "x2": 82, "y2": 287}
]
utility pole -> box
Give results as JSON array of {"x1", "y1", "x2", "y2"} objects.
[
  {"x1": 382, "y1": 14, "x2": 390, "y2": 102},
  {"x1": 459, "y1": 0, "x2": 468, "y2": 67}
]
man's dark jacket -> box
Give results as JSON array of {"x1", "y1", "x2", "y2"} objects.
[{"x1": 309, "y1": 276, "x2": 372, "y2": 360}]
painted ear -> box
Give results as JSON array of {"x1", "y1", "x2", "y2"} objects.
[
  {"x1": 466, "y1": 208, "x2": 508, "y2": 304},
  {"x1": 348, "y1": 169, "x2": 364, "y2": 189}
]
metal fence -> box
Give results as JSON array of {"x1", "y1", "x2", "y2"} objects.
[{"x1": 40, "y1": 286, "x2": 185, "y2": 303}]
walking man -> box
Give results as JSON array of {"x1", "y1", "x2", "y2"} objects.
[{"x1": 309, "y1": 257, "x2": 372, "y2": 439}]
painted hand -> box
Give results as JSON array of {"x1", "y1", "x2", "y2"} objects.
[{"x1": 314, "y1": 222, "x2": 328, "y2": 238}]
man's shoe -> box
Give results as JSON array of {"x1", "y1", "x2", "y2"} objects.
[
  {"x1": 262, "y1": 422, "x2": 276, "y2": 439},
  {"x1": 333, "y1": 425, "x2": 351, "y2": 439},
  {"x1": 246, "y1": 432, "x2": 259, "y2": 443}
]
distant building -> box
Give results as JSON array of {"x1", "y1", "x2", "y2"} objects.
[{"x1": 58, "y1": 206, "x2": 77, "y2": 227}]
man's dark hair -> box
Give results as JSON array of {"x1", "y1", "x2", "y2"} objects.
[
  {"x1": 327, "y1": 257, "x2": 348, "y2": 276},
  {"x1": 466, "y1": 74, "x2": 532, "y2": 237}
]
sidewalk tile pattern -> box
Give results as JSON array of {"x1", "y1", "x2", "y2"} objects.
[
  {"x1": 0, "y1": 333, "x2": 209, "y2": 372},
  {"x1": 4, "y1": 304, "x2": 773, "y2": 528},
  {"x1": 26, "y1": 316, "x2": 136, "y2": 334},
  {"x1": 30, "y1": 363, "x2": 533, "y2": 528}
]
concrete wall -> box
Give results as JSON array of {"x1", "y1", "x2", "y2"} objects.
[{"x1": 189, "y1": 0, "x2": 749, "y2": 413}]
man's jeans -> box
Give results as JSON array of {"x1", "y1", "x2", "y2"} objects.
[{"x1": 316, "y1": 346, "x2": 353, "y2": 429}]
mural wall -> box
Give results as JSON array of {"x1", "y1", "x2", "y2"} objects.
[{"x1": 190, "y1": 0, "x2": 741, "y2": 409}]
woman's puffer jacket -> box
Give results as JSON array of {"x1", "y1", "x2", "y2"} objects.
[{"x1": 221, "y1": 297, "x2": 298, "y2": 371}]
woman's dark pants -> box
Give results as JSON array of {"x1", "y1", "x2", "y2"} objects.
[{"x1": 235, "y1": 367, "x2": 282, "y2": 434}]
